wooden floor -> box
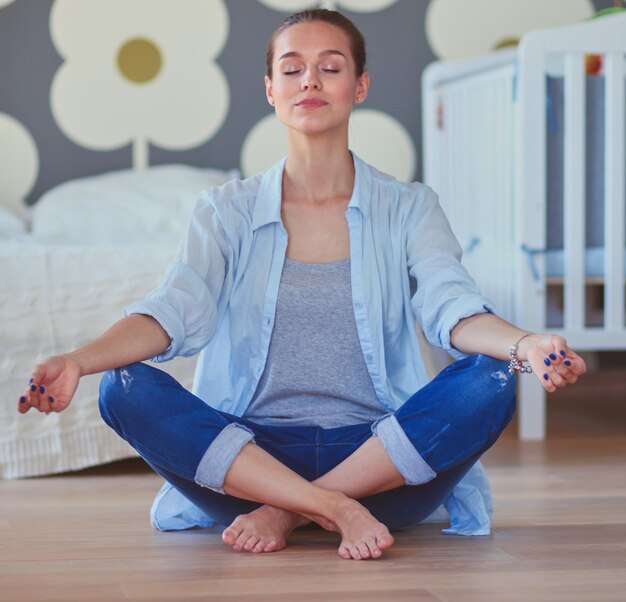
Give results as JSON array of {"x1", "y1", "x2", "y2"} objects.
[{"x1": 1, "y1": 370, "x2": 625, "y2": 601}]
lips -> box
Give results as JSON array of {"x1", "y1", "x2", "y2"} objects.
[{"x1": 296, "y1": 98, "x2": 328, "y2": 109}]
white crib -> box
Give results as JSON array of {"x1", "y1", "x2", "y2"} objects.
[{"x1": 422, "y1": 14, "x2": 626, "y2": 439}]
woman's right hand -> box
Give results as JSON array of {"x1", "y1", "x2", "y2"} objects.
[{"x1": 18, "y1": 355, "x2": 81, "y2": 414}]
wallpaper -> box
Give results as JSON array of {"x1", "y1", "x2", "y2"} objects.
[{"x1": 0, "y1": 0, "x2": 613, "y2": 213}]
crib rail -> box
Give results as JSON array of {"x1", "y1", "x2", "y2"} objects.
[
  {"x1": 518, "y1": 14, "x2": 626, "y2": 345},
  {"x1": 604, "y1": 53, "x2": 625, "y2": 332}
]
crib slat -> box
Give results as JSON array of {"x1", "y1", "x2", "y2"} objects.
[
  {"x1": 604, "y1": 54, "x2": 626, "y2": 330},
  {"x1": 563, "y1": 55, "x2": 586, "y2": 331}
]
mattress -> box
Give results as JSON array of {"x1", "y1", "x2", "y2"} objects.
[
  {"x1": 0, "y1": 240, "x2": 198, "y2": 478},
  {"x1": 520, "y1": 245, "x2": 626, "y2": 280}
]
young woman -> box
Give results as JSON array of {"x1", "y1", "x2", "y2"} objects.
[{"x1": 19, "y1": 10, "x2": 586, "y2": 561}]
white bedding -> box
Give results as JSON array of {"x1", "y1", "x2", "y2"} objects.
[
  {"x1": 1, "y1": 164, "x2": 237, "y2": 478},
  {"x1": 0, "y1": 240, "x2": 198, "y2": 478}
]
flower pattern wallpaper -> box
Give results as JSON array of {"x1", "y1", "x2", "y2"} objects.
[{"x1": 0, "y1": 0, "x2": 613, "y2": 209}]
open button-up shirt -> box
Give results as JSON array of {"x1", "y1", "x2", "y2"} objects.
[{"x1": 126, "y1": 152, "x2": 496, "y2": 535}]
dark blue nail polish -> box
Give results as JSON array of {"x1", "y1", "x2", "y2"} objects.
[
  {"x1": 544, "y1": 358, "x2": 551, "y2": 366},
  {"x1": 30, "y1": 384, "x2": 36, "y2": 392},
  {"x1": 543, "y1": 373, "x2": 549, "y2": 380},
  {"x1": 48, "y1": 396, "x2": 54, "y2": 403},
  {"x1": 560, "y1": 350, "x2": 566, "y2": 357},
  {"x1": 39, "y1": 385, "x2": 45, "y2": 394},
  {"x1": 549, "y1": 353, "x2": 557, "y2": 361},
  {"x1": 19, "y1": 396, "x2": 26, "y2": 404},
  {"x1": 564, "y1": 360, "x2": 572, "y2": 366}
]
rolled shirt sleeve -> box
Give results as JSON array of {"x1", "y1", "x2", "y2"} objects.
[
  {"x1": 407, "y1": 187, "x2": 495, "y2": 358},
  {"x1": 125, "y1": 192, "x2": 231, "y2": 362}
]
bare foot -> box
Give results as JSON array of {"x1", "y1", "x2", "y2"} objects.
[
  {"x1": 222, "y1": 505, "x2": 309, "y2": 553},
  {"x1": 325, "y1": 494, "x2": 394, "y2": 560}
]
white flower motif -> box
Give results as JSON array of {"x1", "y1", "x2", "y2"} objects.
[
  {"x1": 426, "y1": 0, "x2": 595, "y2": 59},
  {"x1": 241, "y1": 108, "x2": 415, "y2": 181},
  {"x1": 259, "y1": 0, "x2": 398, "y2": 14},
  {"x1": 0, "y1": 113, "x2": 39, "y2": 216},
  {"x1": 49, "y1": 0, "x2": 229, "y2": 168}
]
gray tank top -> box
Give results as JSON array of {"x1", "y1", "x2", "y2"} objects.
[{"x1": 244, "y1": 257, "x2": 385, "y2": 428}]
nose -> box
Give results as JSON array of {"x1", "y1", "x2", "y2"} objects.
[{"x1": 300, "y1": 69, "x2": 321, "y2": 91}]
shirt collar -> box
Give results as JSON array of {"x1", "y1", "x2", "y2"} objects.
[{"x1": 251, "y1": 151, "x2": 371, "y2": 232}]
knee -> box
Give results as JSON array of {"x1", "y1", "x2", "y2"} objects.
[
  {"x1": 474, "y1": 355, "x2": 516, "y2": 430},
  {"x1": 98, "y1": 363, "x2": 148, "y2": 431},
  {"x1": 450, "y1": 354, "x2": 516, "y2": 429}
]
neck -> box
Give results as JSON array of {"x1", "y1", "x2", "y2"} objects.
[{"x1": 283, "y1": 128, "x2": 354, "y2": 203}]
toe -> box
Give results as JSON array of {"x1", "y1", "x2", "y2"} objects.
[
  {"x1": 364, "y1": 537, "x2": 381, "y2": 559},
  {"x1": 222, "y1": 525, "x2": 240, "y2": 546},
  {"x1": 264, "y1": 540, "x2": 278, "y2": 553},
  {"x1": 252, "y1": 540, "x2": 266, "y2": 553},
  {"x1": 233, "y1": 530, "x2": 251, "y2": 552},
  {"x1": 377, "y1": 532, "x2": 394, "y2": 550},
  {"x1": 356, "y1": 542, "x2": 371, "y2": 559},
  {"x1": 243, "y1": 535, "x2": 259, "y2": 552},
  {"x1": 338, "y1": 546, "x2": 352, "y2": 560}
]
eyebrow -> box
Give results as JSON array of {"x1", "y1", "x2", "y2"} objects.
[{"x1": 278, "y1": 49, "x2": 346, "y2": 61}]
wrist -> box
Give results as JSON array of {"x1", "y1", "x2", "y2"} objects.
[
  {"x1": 508, "y1": 332, "x2": 534, "y2": 374},
  {"x1": 63, "y1": 351, "x2": 89, "y2": 377},
  {"x1": 515, "y1": 332, "x2": 538, "y2": 361}
]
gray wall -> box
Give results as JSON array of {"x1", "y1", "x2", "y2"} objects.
[{"x1": 0, "y1": 0, "x2": 613, "y2": 206}]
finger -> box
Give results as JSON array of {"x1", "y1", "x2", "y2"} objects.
[
  {"x1": 30, "y1": 362, "x2": 50, "y2": 386},
  {"x1": 27, "y1": 383, "x2": 53, "y2": 412},
  {"x1": 551, "y1": 346, "x2": 587, "y2": 381},
  {"x1": 552, "y1": 355, "x2": 581, "y2": 384},
  {"x1": 25, "y1": 382, "x2": 42, "y2": 410},
  {"x1": 38, "y1": 390, "x2": 54, "y2": 414},
  {"x1": 539, "y1": 371, "x2": 557, "y2": 392},
  {"x1": 18, "y1": 395, "x2": 32, "y2": 414},
  {"x1": 47, "y1": 395, "x2": 62, "y2": 413},
  {"x1": 564, "y1": 353, "x2": 587, "y2": 376}
]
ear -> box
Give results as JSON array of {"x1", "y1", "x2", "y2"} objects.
[
  {"x1": 265, "y1": 75, "x2": 275, "y2": 107},
  {"x1": 353, "y1": 71, "x2": 370, "y2": 105}
]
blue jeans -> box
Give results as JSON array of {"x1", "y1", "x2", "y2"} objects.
[{"x1": 99, "y1": 354, "x2": 515, "y2": 531}]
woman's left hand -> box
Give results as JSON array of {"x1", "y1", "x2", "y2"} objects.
[{"x1": 518, "y1": 334, "x2": 587, "y2": 392}]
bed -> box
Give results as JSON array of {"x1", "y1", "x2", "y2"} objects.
[
  {"x1": 0, "y1": 165, "x2": 238, "y2": 478},
  {"x1": 422, "y1": 13, "x2": 626, "y2": 439}
]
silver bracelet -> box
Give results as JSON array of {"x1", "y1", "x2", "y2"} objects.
[{"x1": 508, "y1": 333, "x2": 533, "y2": 374}]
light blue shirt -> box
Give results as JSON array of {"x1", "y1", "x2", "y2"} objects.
[{"x1": 127, "y1": 152, "x2": 496, "y2": 535}]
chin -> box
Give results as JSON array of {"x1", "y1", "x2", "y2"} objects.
[{"x1": 288, "y1": 116, "x2": 350, "y2": 138}]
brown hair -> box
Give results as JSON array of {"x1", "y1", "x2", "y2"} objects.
[{"x1": 266, "y1": 9, "x2": 366, "y2": 78}]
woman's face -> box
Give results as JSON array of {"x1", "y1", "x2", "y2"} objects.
[{"x1": 265, "y1": 21, "x2": 369, "y2": 137}]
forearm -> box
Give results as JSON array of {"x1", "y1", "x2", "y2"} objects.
[
  {"x1": 64, "y1": 314, "x2": 172, "y2": 376},
  {"x1": 450, "y1": 313, "x2": 530, "y2": 360}
]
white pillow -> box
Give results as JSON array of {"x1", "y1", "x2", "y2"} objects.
[
  {"x1": 31, "y1": 164, "x2": 239, "y2": 245},
  {"x1": 0, "y1": 205, "x2": 28, "y2": 240}
]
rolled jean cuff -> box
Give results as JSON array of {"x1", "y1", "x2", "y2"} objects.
[
  {"x1": 194, "y1": 422, "x2": 256, "y2": 494},
  {"x1": 371, "y1": 414, "x2": 437, "y2": 486}
]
